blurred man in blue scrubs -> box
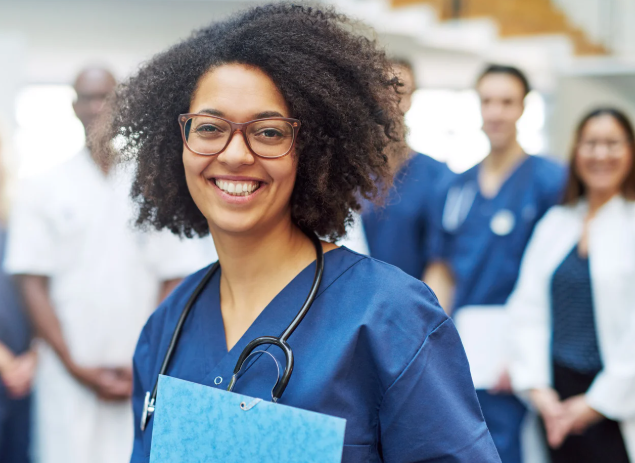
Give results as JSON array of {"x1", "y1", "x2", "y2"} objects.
[
  {"x1": 362, "y1": 59, "x2": 453, "y2": 278},
  {"x1": 0, "y1": 232, "x2": 34, "y2": 463},
  {"x1": 0, "y1": 136, "x2": 35, "y2": 463},
  {"x1": 425, "y1": 64, "x2": 566, "y2": 463}
]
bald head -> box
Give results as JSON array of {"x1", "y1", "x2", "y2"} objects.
[{"x1": 73, "y1": 67, "x2": 116, "y2": 136}]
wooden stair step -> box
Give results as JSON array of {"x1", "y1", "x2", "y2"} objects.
[{"x1": 390, "y1": 0, "x2": 607, "y2": 55}]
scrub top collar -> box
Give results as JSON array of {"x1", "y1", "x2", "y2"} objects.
[{"x1": 173, "y1": 246, "x2": 357, "y2": 393}]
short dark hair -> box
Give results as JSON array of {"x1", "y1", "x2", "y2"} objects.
[
  {"x1": 97, "y1": 3, "x2": 407, "y2": 240},
  {"x1": 563, "y1": 107, "x2": 635, "y2": 204},
  {"x1": 477, "y1": 64, "x2": 531, "y2": 96}
]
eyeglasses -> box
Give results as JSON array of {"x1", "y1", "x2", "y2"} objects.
[
  {"x1": 578, "y1": 138, "x2": 631, "y2": 157},
  {"x1": 178, "y1": 114, "x2": 301, "y2": 158}
]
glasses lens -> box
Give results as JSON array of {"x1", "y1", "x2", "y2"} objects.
[
  {"x1": 247, "y1": 120, "x2": 295, "y2": 157},
  {"x1": 184, "y1": 116, "x2": 232, "y2": 155}
]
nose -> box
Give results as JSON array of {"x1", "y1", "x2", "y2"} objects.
[
  {"x1": 216, "y1": 130, "x2": 255, "y2": 168},
  {"x1": 591, "y1": 143, "x2": 611, "y2": 160}
]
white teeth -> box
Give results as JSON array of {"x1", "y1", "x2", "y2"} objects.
[{"x1": 214, "y1": 179, "x2": 260, "y2": 196}]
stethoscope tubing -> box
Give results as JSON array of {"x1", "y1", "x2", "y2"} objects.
[
  {"x1": 148, "y1": 261, "x2": 220, "y2": 405},
  {"x1": 141, "y1": 230, "x2": 324, "y2": 431}
]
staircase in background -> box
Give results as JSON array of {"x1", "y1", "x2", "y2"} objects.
[{"x1": 390, "y1": 0, "x2": 607, "y2": 55}]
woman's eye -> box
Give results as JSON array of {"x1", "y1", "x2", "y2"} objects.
[
  {"x1": 258, "y1": 129, "x2": 283, "y2": 138},
  {"x1": 196, "y1": 124, "x2": 218, "y2": 133},
  {"x1": 195, "y1": 124, "x2": 223, "y2": 134}
]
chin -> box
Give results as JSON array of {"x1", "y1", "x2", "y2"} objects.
[
  {"x1": 587, "y1": 182, "x2": 621, "y2": 195},
  {"x1": 207, "y1": 214, "x2": 260, "y2": 236}
]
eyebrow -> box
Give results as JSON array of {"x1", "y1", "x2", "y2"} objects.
[
  {"x1": 199, "y1": 108, "x2": 224, "y2": 117},
  {"x1": 197, "y1": 108, "x2": 285, "y2": 119},
  {"x1": 253, "y1": 110, "x2": 285, "y2": 119}
]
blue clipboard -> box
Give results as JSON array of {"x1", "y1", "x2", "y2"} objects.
[{"x1": 150, "y1": 375, "x2": 347, "y2": 462}]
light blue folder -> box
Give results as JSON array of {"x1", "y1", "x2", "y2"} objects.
[{"x1": 150, "y1": 375, "x2": 346, "y2": 462}]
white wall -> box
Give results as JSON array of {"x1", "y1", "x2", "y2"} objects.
[
  {"x1": 0, "y1": 0, "x2": 258, "y2": 84},
  {"x1": 553, "y1": 0, "x2": 635, "y2": 57},
  {"x1": 550, "y1": 73, "x2": 635, "y2": 160},
  {"x1": 0, "y1": 32, "x2": 27, "y2": 172}
]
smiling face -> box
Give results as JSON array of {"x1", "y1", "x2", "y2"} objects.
[
  {"x1": 477, "y1": 73, "x2": 526, "y2": 151},
  {"x1": 183, "y1": 64, "x2": 298, "y2": 237},
  {"x1": 575, "y1": 114, "x2": 633, "y2": 197}
]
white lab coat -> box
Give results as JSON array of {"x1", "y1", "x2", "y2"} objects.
[
  {"x1": 507, "y1": 195, "x2": 635, "y2": 459},
  {"x1": 4, "y1": 150, "x2": 216, "y2": 463}
]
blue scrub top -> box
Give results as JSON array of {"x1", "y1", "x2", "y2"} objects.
[
  {"x1": 362, "y1": 153, "x2": 453, "y2": 279},
  {"x1": 0, "y1": 228, "x2": 29, "y2": 356},
  {"x1": 0, "y1": 228, "x2": 30, "y2": 404},
  {"x1": 131, "y1": 247, "x2": 499, "y2": 463},
  {"x1": 431, "y1": 155, "x2": 565, "y2": 312}
]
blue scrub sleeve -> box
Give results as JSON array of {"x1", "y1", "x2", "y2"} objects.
[
  {"x1": 378, "y1": 319, "x2": 500, "y2": 462},
  {"x1": 424, "y1": 184, "x2": 451, "y2": 265}
]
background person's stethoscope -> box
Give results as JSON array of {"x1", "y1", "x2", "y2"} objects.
[
  {"x1": 442, "y1": 181, "x2": 517, "y2": 237},
  {"x1": 140, "y1": 230, "x2": 325, "y2": 431}
]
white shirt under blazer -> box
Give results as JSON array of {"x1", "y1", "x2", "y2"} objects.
[{"x1": 507, "y1": 195, "x2": 635, "y2": 459}]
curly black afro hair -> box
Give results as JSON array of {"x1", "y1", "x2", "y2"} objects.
[{"x1": 98, "y1": 2, "x2": 408, "y2": 240}]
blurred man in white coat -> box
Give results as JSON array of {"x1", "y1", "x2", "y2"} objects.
[{"x1": 4, "y1": 68, "x2": 215, "y2": 463}]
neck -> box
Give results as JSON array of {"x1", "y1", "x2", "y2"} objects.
[
  {"x1": 587, "y1": 189, "x2": 619, "y2": 216},
  {"x1": 212, "y1": 216, "x2": 316, "y2": 315},
  {"x1": 484, "y1": 139, "x2": 525, "y2": 173},
  {"x1": 88, "y1": 147, "x2": 110, "y2": 175}
]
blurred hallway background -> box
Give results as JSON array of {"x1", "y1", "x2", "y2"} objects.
[
  {"x1": 2, "y1": 0, "x2": 635, "y2": 179},
  {"x1": 1, "y1": 2, "x2": 635, "y2": 462}
]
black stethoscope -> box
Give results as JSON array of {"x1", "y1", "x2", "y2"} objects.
[{"x1": 140, "y1": 230, "x2": 325, "y2": 431}]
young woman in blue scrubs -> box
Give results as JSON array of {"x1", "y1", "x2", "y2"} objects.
[
  {"x1": 100, "y1": 4, "x2": 500, "y2": 462},
  {"x1": 425, "y1": 65, "x2": 566, "y2": 463},
  {"x1": 363, "y1": 59, "x2": 453, "y2": 279}
]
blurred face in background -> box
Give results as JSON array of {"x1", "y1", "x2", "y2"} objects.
[
  {"x1": 477, "y1": 73, "x2": 526, "y2": 152},
  {"x1": 394, "y1": 64, "x2": 415, "y2": 115},
  {"x1": 73, "y1": 68, "x2": 116, "y2": 138},
  {"x1": 575, "y1": 114, "x2": 633, "y2": 198}
]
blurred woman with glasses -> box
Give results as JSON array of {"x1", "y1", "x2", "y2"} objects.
[
  {"x1": 0, "y1": 134, "x2": 35, "y2": 463},
  {"x1": 508, "y1": 107, "x2": 635, "y2": 462}
]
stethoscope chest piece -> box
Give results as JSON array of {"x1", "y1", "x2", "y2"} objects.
[
  {"x1": 490, "y1": 209, "x2": 515, "y2": 236},
  {"x1": 141, "y1": 391, "x2": 155, "y2": 431}
]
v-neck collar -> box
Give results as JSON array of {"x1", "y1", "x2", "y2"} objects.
[
  {"x1": 197, "y1": 247, "x2": 361, "y2": 389},
  {"x1": 474, "y1": 154, "x2": 531, "y2": 202}
]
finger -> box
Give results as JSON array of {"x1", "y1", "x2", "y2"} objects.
[
  {"x1": 101, "y1": 380, "x2": 132, "y2": 397},
  {"x1": 547, "y1": 426, "x2": 566, "y2": 449},
  {"x1": 552, "y1": 417, "x2": 575, "y2": 448}
]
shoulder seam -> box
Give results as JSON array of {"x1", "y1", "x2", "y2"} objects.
[
  {"x1": 314, "y1": 253, "x2": 367, "y2": 298},
  {"x1": 380, "y1": 317, "x2": 451, "y2": 399}
]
